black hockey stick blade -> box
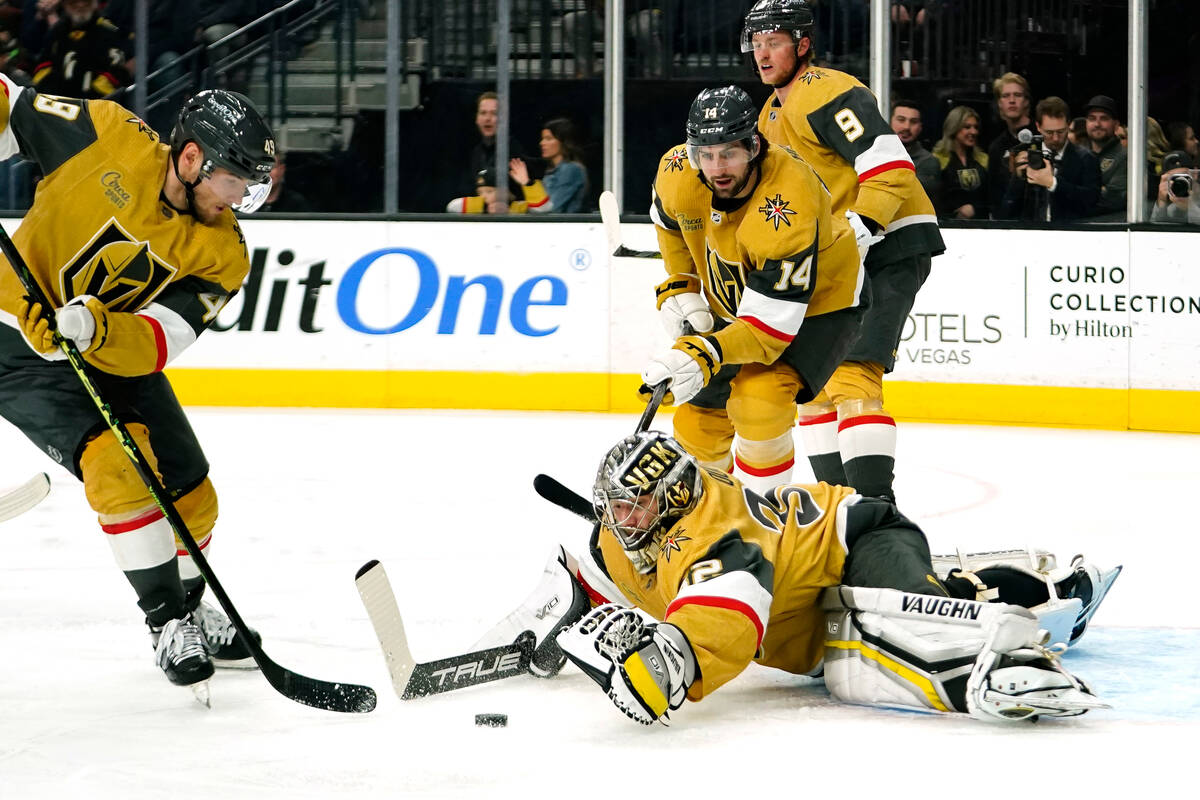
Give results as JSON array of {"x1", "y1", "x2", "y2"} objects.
[
  {"x1": 534, "y1": 474, "x2": 596, "y2": 522},
  {"x1": 599, "y1": 189, "x2": 662, "y2": 259},
  {"x1": 356, "y1": 559, "x2": 534, "y2": 700},
  {"x1": 0, "y1": 224, "x2": 376, "y2": 715},
  {"x1": 401, "y1": 631, "x2": 534, "y2": 700}
]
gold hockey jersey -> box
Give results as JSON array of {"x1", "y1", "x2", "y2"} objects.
[
  {"x1": 758, "y1": 66, "x2": 945, "y2": 264},
  {"x1": 0, "y1": 75, "x2": 250, "y2": 376},
  {"x1": 597, "y1": 469, "x2": 860, "y2": 701},
  {"x1": 651, "y1": 143, "x2": 865, "y2": 367}
]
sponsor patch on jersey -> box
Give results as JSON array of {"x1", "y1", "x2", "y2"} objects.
[
  {"x1": 100, "y1": 171, "x2": 132, "y2": 209},
  {"x1": 758, "y1": 193, "x2": 797, "y2": 230},
  {"x1": 680, "y1": 214, "x2": 703, "y2": 232},
  {"x1": 662, "y1": 148, "x2": 687, "y2": 173},
  {"x1": 60, "y1": 218, "x2": 179, "y2": 312}
]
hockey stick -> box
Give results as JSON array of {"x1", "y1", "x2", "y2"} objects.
[
  {"x1": 533, "y1": 380, "x2": 667, "y2": 523},
  {"x1": 599, "y1": 190, "x2": 662, "y2": 259},
  {"x1": 355, "y1": 559, "x2": 535, "y2": 699},
  {"x1": 0, "y1": 472, "x2": 50, "y2": 523},
  {"x1": 0, "y1": 225, "x2": 376, "y2": 714}
]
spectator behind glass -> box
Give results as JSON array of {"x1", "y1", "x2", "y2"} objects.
[
  {"x1": 258, "y1": 150, "x2": 312, "y2": 213},
  {"x1": 459, "y1": 91, "x2": 527, "y2": 202},
  {"x1": 999, "y1": 96, "x2": 1100, "y2": 222},
  {"x1": 509, "y1": 117, "x2": 589, "y2": 213},
  {"x1": 446, "y1": 167, "x2": 551, "y2": 215},
  {"x1": 1082, "y1": 95, "x2": 1127, "y2": 221},
  {"x1": 1146, "y1": 116, "x2": 1170, "y2": 203},
  {"x1": 986, "y1": 71, "x2": 1035, "y2": 217},
  {"x1": 890, "y1": 99, "x2": 939, "y2": 204},
  {"x1": 106, "y1": 0, "x2": 200, "y2": 132},
  {"x1": 562, "y1": 0, "x2": 665, "y2": 79},
  {"x1": 932, "y1": 105, "x2": 988, "y2": 220},
  {"x1": 1068, "y1": 116, "x2": 1086, "y2": 146},
  {"x1": 1165, "y1": 121, "x2": 1199, "y2": 162},
  {"x1": 1150, "y1": 150, "x2": 1199, "y2": 224},
  {"x1": 22, "y1": 0, "x2": 60, "y2": 59},
  {"x1": 32, "y1": 0, "x2": 132, "y2": 99}
]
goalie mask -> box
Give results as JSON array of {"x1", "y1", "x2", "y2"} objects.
[{"x1": 593, "y1": 432, "x2": 702, "y2": 574}]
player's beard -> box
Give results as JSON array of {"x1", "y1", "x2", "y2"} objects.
[{"x1": 709, "y1": 164, "x2": 757, "y2": 199}]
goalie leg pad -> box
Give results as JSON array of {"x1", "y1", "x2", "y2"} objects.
[
  {"x1": 932, "y1": 549, "x2": 1121, "y2": 647},
  {"x1": 471, "y1": 545, "x2": 591, "y2": 677},
  {"x1": 822, "y1": 586, "x2": 1107, "y2": 722}
]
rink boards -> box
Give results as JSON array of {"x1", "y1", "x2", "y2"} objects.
[{"x1": 31, "y1": 217, "x2": 1193, "y2": 433}]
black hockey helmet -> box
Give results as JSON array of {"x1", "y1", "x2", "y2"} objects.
[
  {"x1": 593, "y1": 431, "x2": 702, "y2": 574},
  {"x1": 170, "y1": 89, "x2": 276, "y2": 185},
  {"x1": 685, "y1": 86, "x2": 762, "y2": 171},
  {"x1": 686, "y1": 85, "x2": 759, "y2": 148},
  {"x1": 740, "y1": 0, "x2": 816, "y2": 53}
]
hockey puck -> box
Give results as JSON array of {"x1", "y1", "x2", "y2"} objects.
[{"x1": 475, "y1": 713, "x2": 508, "y2": 728}]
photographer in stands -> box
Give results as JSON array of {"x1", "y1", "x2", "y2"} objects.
[
  {"x1": 999, "y1": 96, "x2": 1100, "y2": 222},
  {"x1": 1150, "y1": 150, "x2": 1198, "y2": 225}
]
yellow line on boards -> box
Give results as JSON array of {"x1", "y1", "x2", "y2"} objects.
[{"x1": 164, "y1": 369, "x2": 1198, "y2": 434}]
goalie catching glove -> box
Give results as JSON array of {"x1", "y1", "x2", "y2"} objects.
[
  {"x1": 654, "y1": 273, "x2": 713, "y2": 339},
  {"x1": 640, "y1": 334, "x2": 722, "y2": 406},
  {"x1": 557, "y1": 604, "x2": 697, "y2": 725}
]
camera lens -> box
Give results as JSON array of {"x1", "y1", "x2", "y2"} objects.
[{"x1": 1169, "y1": 174, "x2": 1192, "y2": 199}]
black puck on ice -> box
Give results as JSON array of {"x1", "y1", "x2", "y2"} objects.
[{"x1": 475, "y1": 713, "x2": 508, "y2": 727}]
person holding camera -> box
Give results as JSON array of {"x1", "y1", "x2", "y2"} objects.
[
  {"x1": 999, "y1": 96, "x2": 1101, "y2": 222},
  {"x1": 1150, "y1": 150, "x2": 1198, "y2": 225}
]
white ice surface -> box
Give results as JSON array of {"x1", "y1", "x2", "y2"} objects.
[{"x1": 1, "y1": 408, "x2": 1197, "y2": 797}]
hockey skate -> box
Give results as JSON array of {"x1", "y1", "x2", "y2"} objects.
[
  {"x1": 966, "y1": 609, "x2": 1109, "y2": 722},
  {"x1": 152, "y1": 614, "x2": 214, "y2": 705},
  {"x1": 932, "y1": 549, "x2": 1121, "y2": 647},
  {"x1": 192, "y1": 600, "x2": 261, "y2": 669}
]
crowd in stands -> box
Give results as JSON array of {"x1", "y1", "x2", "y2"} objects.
[{"x1": 889, "y1": 70, "x2": 1198, "y2": 224}]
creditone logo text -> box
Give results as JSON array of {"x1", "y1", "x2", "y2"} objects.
[{"x1": 214, "y1": 246, "x2": 569, "y2": 337}]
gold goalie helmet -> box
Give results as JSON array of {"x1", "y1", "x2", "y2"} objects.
[{"x1": 593, "y1": 432, "x2": 703, "y2": 574}]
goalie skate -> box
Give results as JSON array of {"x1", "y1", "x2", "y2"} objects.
[
  {"x1": 966, "y1": 616, "x2": 1109, "y2": 722},
  {"x1": 193, "y1": 600, "x2": 260, "y2": 669},
  {"x1": 931, "y1": 548, "x2": 1121, "y2": 647}
]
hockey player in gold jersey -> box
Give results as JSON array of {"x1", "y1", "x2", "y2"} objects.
[
  {"x1": 644, "y1": 85, "x2": 867, "y2": 495},
  {"x1": 556, "y1": 431, "x2": 1113, "y2": 725},
  {"x1": 743, "y1": 0, "x2": 945, "y2": 501},
  {"x1": 0, "y1": 78, "x2": 275, "y2": 694}
]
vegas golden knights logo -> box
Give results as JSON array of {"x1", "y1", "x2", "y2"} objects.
[
  {"x1": 957, "y1": 167, "x2": 982, "y2": 191},
  {"x1": 59, "y1": 220, "x2": 178, "y2": 311},
  {"x1": 704, "y1": 243, "x2": 747, "y2": 318}
]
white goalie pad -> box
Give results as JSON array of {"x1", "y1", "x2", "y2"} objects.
[
  {"x1": 821, "y1": 586, "x2": 1108, "y2": 722},
  {"x1": 471, "y1": 545, "x2": 591, "y2": 677},
  {"x1": 930, "y1": 548, "x2": 1122, "y2": 648}
]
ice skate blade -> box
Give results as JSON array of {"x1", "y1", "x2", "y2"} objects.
[
  {"x1": 213, "y1": 656, "x2": 258, "y2": 671},
  {"x1": 190, "y1": 680, "x2": 212, "y2": 708}
]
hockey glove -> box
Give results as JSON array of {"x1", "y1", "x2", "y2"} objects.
[
  {"x1": 845, "y1": 210, "x2": 884, "y2": 264},
  {"x1": 655, "y1": 273, "x2": 713, "y2": 338},
  {"x1": 640, "y1": 335, "x2": 722, "y2": 406},
  {"x1": 17, "y1": 295, "x2": 102, "y2": 357},
  {"x1": 557, "y1": 604, "x2": 697, "y2": 725}
]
